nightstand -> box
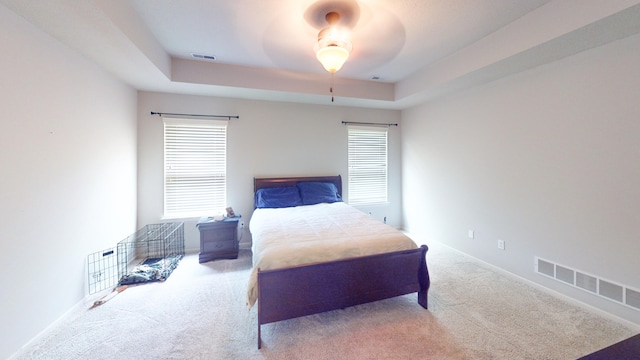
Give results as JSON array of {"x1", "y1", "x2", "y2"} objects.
[{"x1": 196, "y1": 216, "x2": 241, "y2": 263}]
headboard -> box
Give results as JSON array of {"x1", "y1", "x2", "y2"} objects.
[{"x1": 253, "y1": 175, "x2": 342, "y2": 197}]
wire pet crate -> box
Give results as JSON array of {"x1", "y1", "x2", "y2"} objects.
[
  {"x1": 87, "y1": 248, "x2": 118, "y2": 295},
  {"x1": 117, "y1": 222, "x2": 184, "y2": 286}
]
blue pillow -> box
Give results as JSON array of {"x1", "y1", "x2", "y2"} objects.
[
  {"x1": 255, "y1": 187, "x2": 302, "y2": 208},
  {"x1": 297, "y1": 182, "x2": 342, "y2": 205}
]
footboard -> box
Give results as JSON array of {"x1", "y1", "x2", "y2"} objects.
[{"x1": 257, "y1": 245, "x2": 429, "y2": 348}]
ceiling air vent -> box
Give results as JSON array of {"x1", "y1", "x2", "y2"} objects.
[{"x1": 190, "y1": 53, "x2": 216, "y2": 61}]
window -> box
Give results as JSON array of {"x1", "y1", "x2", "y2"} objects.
[
  {"x1": 163, "y1": 117, "x2": 227, "y2": 218},
  {"x1": 347, "y1": 125, "x2": 388, "y2": 205}
]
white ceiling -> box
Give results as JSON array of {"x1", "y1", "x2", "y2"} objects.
[{"x1": 3, "y1": 0, "x2": 640, "y2": 109}]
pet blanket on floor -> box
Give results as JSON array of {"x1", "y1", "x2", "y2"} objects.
[{"x1": 118, "y1": 256, "x2": 182, "y2": 285}]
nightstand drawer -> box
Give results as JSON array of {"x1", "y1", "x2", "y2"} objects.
[
  {"x1": 203, "y1": 228, "x2": 235, "y2": 242},
  {"x1": 203, "y1": 239, "x2": 236, "y2": 253}
]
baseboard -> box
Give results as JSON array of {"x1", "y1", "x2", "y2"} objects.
[
  {"x1": 8, "y1": 295, "x2": 91, "y2": 360},
  {"x1": 430, "y1": 240, "x2": 640, "y2": 331},
  {"x1": 185, "y1": 248, "x2": 199, "y2": 255}
]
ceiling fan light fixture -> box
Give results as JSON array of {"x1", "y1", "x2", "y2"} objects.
[
  {"x1": 316, "y1": 44, "x2": 350, "y2": 74},
  {"x1": 315, "y1": 11, "x2": 352, "y2": 74}
]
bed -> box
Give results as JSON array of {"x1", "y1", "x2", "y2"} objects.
[{"x1": 248, "y1": 175, "x2": 430, "y2": 348}]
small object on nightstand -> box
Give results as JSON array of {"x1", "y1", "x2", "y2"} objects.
[{"x1": 196, "y1": 215, "x2": 241, "y2": 263}]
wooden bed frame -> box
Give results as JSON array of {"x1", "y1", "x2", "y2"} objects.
[{"x1": 253, "y1": 175, "x2": 430, "y2": 348}]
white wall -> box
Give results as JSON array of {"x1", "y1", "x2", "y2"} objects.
[
  {"x1": 137, "y1": 91, "x2": 402, "y2": 251},
  {"x1": 402, "y1": 33, "x2": 640, "y2": 325},
  {"x1": 0, "y1": 5, "x2": 138, "y2": 359}
]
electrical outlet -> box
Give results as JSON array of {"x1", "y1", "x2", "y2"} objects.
[
  {"x1": 497, "y1": 239, "x2": 505, "y2": 250},
  {"x1": 468, "y1": 230, "x2": 474, "y2": 239}
]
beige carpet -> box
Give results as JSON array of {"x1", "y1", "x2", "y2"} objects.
[{"x1": 11, "y1": 242, "x2": 637, "y2": 359}]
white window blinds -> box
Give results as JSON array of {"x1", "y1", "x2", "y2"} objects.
[
  {"x1": 163, "y1": 118, "x2": 227, "y2": 218},
  {"x1": 347, "y1": 125, "x2": 388, "y2": 205}
]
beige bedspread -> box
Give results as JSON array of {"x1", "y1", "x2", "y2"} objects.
[{"x1": 246, "y1": 202, "x2": 417, "y2": 308}]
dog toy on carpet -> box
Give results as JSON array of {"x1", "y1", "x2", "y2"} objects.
[{"x1": 89, "y1": 285, "x2": 128, "y2": 309}]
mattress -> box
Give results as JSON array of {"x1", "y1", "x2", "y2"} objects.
[{"x1": 246, "y1": 202, "x2": 417, "y2": 307}]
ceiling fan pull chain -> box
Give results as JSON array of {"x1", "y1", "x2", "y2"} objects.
[{"x1": 330, "y1": 73, "x2": 334, "y2": 102}]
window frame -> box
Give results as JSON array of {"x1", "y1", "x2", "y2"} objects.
[
  {"x1": 163, "y1": 117, "x2": 227, "y2": 219},
  {"x1": 347, "y1": 125, "x2": 388, "y2": 205}
]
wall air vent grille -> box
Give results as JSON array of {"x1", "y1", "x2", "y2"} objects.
[
  {"x1": 555, "y1": 265, "x2": 575, "y2": 285},
  {"x1": 626, "y1": 288, "x2": 640, "y2": 310},
  {"x1": 599, "y1": 280, "x2": 624, "y2": 302},
  {"x1": 535, "y1": 257, "x2": 639, "y2": 312},
  {"x1": 576, "y1": 272, "x2": 598, "y2": 293},
  {"x1": 538, "y1": 259, "x2": 555, "y2": 277}
]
